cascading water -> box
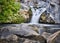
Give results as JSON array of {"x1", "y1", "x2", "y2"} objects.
[
  {"x1": 30, "y1": 7, "x2": 46, "y2": 23},
  {"x1": 20, "y1": 0, "x2": 60, "y2": 35},
  {"x1": 20, "y1": 0, "x2": 58, "y2": 24},
  {"x1": 30, "y1": 1, "x2": 50, "y2": 23}
]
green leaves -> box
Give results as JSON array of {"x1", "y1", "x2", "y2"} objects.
[{"x1": 0, "y1": 0, "x2": 25, "y2": 23}]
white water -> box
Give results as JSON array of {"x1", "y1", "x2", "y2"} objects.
[
  {"x1": 29, "y1": 1, "x2": 49, "y2": 23},
  {"x1": 30, "y1": 7, "x2": 46, "y2": 23},
  {"x1": 29, "y1": 1, "x2": 55, "y2": 23},
  {"x1": 20, "y1": 0, "x2": 60, "y2": 24}
]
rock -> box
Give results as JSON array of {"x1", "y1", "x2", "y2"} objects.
[
  {"x1": 42, "y1": 32, "x2": 51, "y2": 39},
  {"x1": 28, "y1": 8, "x2": 32, "y2": 22},
  {"x1": 19, "y1": 9, "x2": 29, "y2": 20},
  {"x1": 19, "y1": 38, "x2": 40, "y2": 43},
  {"x1": 0, "y1": 27, "x2": 11, "y2": 39},
  {"x1": 47, "y1": 29, "x2": 60, "y2": 34},
  {"x1": 23, "y1": 39, "x2": 38, "y2": 43},
  {"x1": 23, "y1": 38, "x2": 46, "y2": 43},
  {"x1": 51, "y1": 0, "x2": 60, "y2": 5},
  {"x1": 0, "y1": 27, "x2": 19, "y2": 43},
  {"x1": 16, "y1": 34, "x2": 47, "y2": 43},
  {"x1": 0, "y1": 24, "x2": 46, "y2": 43},
  {"x1": 0, "y1": 24, "x2": 40, "y2": 36},
  {"x1": 0, "y1": 27, "x2": 18, "y2": 41},
  {"x1": 0, "y1": 35, "x2": 22, "y2": 43},
  {"x1": 39, "y1": 12, "x2": 55, "y2": 24},
  {"x1": 47, "y1": 31, "x2": 60, "y2": 43},
  {"x1": 8, "y1": 24, "x2": 40, "y2": 36},
  {"x1": 0, "y1": 35, "x2": 46, "y2": 43},
  {"x1": 23, "y1": 24, "x2": 39, "y2": 33}
]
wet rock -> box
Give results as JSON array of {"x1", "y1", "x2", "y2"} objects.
[
  {"x1": 47, "y1": 31, "x2": 60, "y2": 43},
  {"x1": 28, "y1": 8, "x2": 32, "y2": 22}
]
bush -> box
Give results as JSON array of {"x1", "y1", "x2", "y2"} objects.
[{"x1": 0, "y1": 0, "x2": 25, "y2": 23}]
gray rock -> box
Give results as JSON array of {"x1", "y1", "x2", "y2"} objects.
[
  {"x1": 7, "y1": 24, "x2": 40, "y2": 36},
  {"x1": 47, "y1": 31, "x2": 60, "y2": 43},
  {"x1": 51, "y1": 0, "x2": 60, "y2": 5},
  {"x1": 42, "y1": 32, "x2": 51, "y2": 39},
  {"x1": 0, "y1": 24, "x2": 46, "y2": 43}
]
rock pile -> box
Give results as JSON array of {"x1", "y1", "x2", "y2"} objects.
[{"x1": 0, "y1": 24, "x2": 60, "y2": 43}]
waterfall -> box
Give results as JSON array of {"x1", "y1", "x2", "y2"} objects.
[
  {"x1": 30, "y1": 1, "x2": 49, "y2": 23},
  {"x1": 20, "y1": 0, "x2": 58, "y2": 24},
  {"x1": 30, "y1": 7, "x2": 46, "y2": 23}
]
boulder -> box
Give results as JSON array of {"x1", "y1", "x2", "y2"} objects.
[
  {"x1": 47, "y1": 31, "x2": 60, "y2": 43},
  {"x1": 39, "y1": 12, "x2": 55, "y2": 24},
  {"x1": 7, "y1": 24, "x2": 39, "y2": 36},
  {"x1": 15, "y1": 34, "x2": 47, "y2": 43},
  {"x1": 0, "y1": 36, "x2": 46, "y2": 43},
  {"x1": 0, "y1": 24, "x2": 39, "y2": 36},
  {"x1": 0, "y1": 24, "x2": 46, "y2": 43},
  {"x1": 42, "y1": 32, "x2": 51, "y2": 39}
]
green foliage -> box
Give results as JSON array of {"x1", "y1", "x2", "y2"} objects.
[{"x1": 0, "y1": 0, "x2": 25, "y2": 23}]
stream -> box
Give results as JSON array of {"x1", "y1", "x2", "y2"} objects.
[{"x1": 0, "y1": 0, "x2": 60, "y2": 43}]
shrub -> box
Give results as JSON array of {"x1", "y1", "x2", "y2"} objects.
[{"x1": 0, "y1": 0, "x2": 25, "y2": 23}]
